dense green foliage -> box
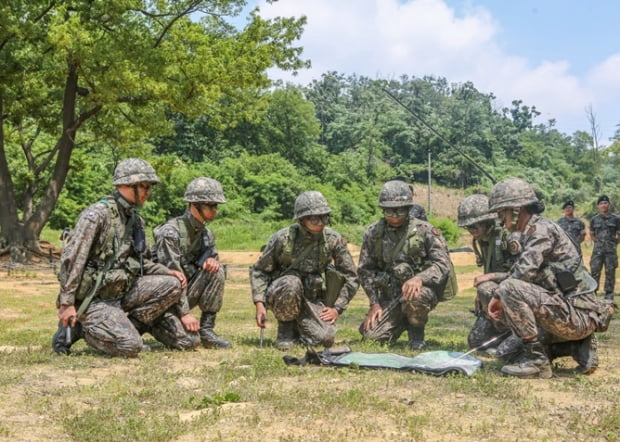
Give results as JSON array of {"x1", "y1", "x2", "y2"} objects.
[
  {"x1": 3, "y1": 2, "x2": 620, "y2": 254},
  {"x1": 49, "y1": 73, "x2": 620, "y2": 241}
]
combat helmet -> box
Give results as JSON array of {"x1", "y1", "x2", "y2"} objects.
[
  {"x1": 457, "y1": 194, "x2": 497, "y2": 227},
  {"x1": 488, "y1": 178, "x2": 538, "y2": 212},
  {"x1": 112, "y1": 158, "x2": 160, "y2": 185},
  {"x1": 183, "y1": 177, "x2": 226, "y2": 204},
  {"x1": 294, "y1": 191, "x2": 331, "y2": 220},
  {"x1": 378, "y1": 180, "x2": 413, "y2": 208}
]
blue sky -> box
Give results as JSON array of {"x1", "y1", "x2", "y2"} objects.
[{"x1": 240, "y1": 0, "x2": 619, "y2": 144}]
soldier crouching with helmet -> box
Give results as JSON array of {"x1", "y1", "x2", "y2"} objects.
[
  {"x1": 151, "y1": 177, "x2": 231, "y2": 350},
  {"x1": 359, "y1": 180, "x2": 454, "y2": 350},
  {"x1": 53, "y1": 158, "x2": 187, "y2": 357},
  {"x1": 487, "y1": 178, "x2": 614, "y2": 378},
  {"x1": 250, "y1": 191, "x2": 359, "y2": 350},
  {"x1": 457, "y1": 194, "x2": 521, "y2": 360}
]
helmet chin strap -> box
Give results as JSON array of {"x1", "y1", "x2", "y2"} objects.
[
  {"x1": 131, "y1": 185, "x2": 141, "y2": 208},
  {"x1": 191, "y1": 203, "x2": 208, "y2": 223}
]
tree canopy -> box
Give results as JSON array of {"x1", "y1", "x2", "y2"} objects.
[{"x1": 0, "y1": 0, "x2": 307, "y2": 260}]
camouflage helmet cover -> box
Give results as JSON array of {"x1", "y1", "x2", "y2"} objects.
[
  {"x1": 488, "y1": 178, "x2": 538, "y2": 212},
  {"x1": 457, "y1": 194, "x2": 497, "y2": 227},
  {"x1": 294, "y1": 191, "x2": 331, "y2": 220},
  {"x1": 112, "y1": 158, "x2": 160, "y2": 185},
  {"x1": 378, "y1": 180, "x2": 413, "y2": 208},
  {"x1": 183, "y1": 177, "x2": 226, "y2": 203}
]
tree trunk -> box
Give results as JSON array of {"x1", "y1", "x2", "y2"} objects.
[{"x1": 0, "y1": 60, "x2": 89, "y2": 263}]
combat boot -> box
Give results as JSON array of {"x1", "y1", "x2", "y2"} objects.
[
  {"x1": 501, "y1": 339, "x2": 552, "y2": 379},
  {"x1": 276, "y1": 320, "x2": 297, "y2": 351},
  {"x1": 199, "y1": 312, "x2": 231, "y2": 349},
  {"x1": 604, "y1": 292, "x2": 614, "y2": 301},
  {"x1": 495, "y1": 334, "x2": 524, "y2": 363},
  {"x1": 573, "y1": 334, "x2": 598, "y2": 375},
  {"x1": 407, "y1": 326, "x2": 426, "y2": 350},
  {"x1": 52, "y1": 321, "x2": 83, "y2": 355}
]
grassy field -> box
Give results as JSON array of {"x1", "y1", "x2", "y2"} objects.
[{"x1": 0, "y1": 247, "x2": 619, "y2": 442}]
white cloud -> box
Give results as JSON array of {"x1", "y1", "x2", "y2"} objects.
[{"x1": 257, "y1": 0, "x2": 618, "y2": 139}]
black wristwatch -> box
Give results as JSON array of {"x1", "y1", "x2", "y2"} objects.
[{"x1": 335, "y1": 306, "x2": 344, "y2": 315}]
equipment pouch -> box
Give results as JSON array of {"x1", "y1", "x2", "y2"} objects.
[
  {"x1": 304, "y1": 274, "x2": 323, "y2": 302},
  {"x1": 555, "y1": 270, "x2": 578, "y2": 293},
  {"x1": 392, "y1": 263, "x2": 414, "y2": 284},
  {"x1": 75, "y1": 266, "x2": 97, "y2": 301},
  {"x1": 98, "y1": 269, "x2": 130, "y2": 299}
]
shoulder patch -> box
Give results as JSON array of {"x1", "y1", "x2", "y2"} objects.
[{"x1": 527, "y1": 225, "x2": 536, "y2": 235}]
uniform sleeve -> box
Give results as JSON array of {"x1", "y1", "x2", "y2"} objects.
[
  {"x1": 57, "y1": 205, "x2": 106, "y2": 306},
  {"x1": 250, "y1": 231, "x2": 284, "y2": 304},
  {"x1": 152, "y1": 222, "x2": 190, "y2": 315},
  {"x1": 154, "y1": 223, "x2": 184, "y2": 273},
  {"x1": 415, "y1": 226, "x2": 450, "y2": 287},
  {"x1": 357, "y1": 225, "x2": 382, "y2": 305},
  {"x1": 510, "y1": 230, "x2": 550, "y2": 282},
  {"x1": 204, "y1": 229, "x2": 220, "y2": 261},
  {"x1": 329, "y1": 232, "x2": 359, "y2": 310}
]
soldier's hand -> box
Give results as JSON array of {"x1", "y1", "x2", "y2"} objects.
[
  {"x1": 255, "y1": 302, "x2": 268, "y2": 328},
  {"x1": 363, "y1": 303, "x2": 383, "y2": 331},
  {"x1": 58, "y1": 304, "x2": 78, "y2": 328},
  {"x1": 402, "y1": 276, "x2": 423, "y2": 300},
  {"x1": 203, "y1": 257, "x2": 220, "y2": 273},
  {"x1": 181, "y1": 313, "x2": 200, "y2": 332},
  {"x1": 488, "y1": 297, "x2": 504, "y2": 321},
  {"x1": 168, "y1": 270, "x2": 187, "y2": 289},
  {"x1": 320, "y1": 307, "x2": 338, "y2": 324}
]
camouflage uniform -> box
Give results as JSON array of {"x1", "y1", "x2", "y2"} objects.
[
  {"x1": 489, "y1": 178, "x2": 608, "y2": 378},
  {"x1": 557, "y1": 216, "x2": 585, "y2": 254},
  {"x1": 457, "y1": 194, "x2": 515, "y2": 351},
  {"x1": 359, "y1": 181, "x2": 452, "y2": 348},
  {"x1": 55, "y1": 171, "x2": 182, "y2": 357},
  {"x1": 250, "y1": 192, "x2": 358, "y2": 348},
  {"x1": 589, "y1": 209, "x2": 620, "y2": 297},
  {"x1": 153, "y1": 177, "x2": 229, "y2": 350}
]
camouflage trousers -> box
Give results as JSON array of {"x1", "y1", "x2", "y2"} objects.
[
  {"x1": 468, "y1": 281, "x2": 510, "y2": 349},
  {"x1": 359, "y1": 286, "x2": 438, "y2": 342},
  {"x1": 590, "y1": 251, "x2": 618, "y2": 295},
  {"x1": 266, "y1": 275, "x2": 336, "y2": 347},
  {"x1": 497, "y1": 279, "x2": 597, "y2": 341},
  {"x1": 148, "y1": 266, "x2": 226, "y2": 350},
  {"x1": 79, "y1": 275, "x2": 182, "y2": 357}
]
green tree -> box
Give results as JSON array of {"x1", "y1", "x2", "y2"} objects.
[{"x1": 0, "y1": 0, "x2": 308, "y2": 260}]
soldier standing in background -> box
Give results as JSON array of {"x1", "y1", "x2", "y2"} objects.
[
  {"x1": 152, "y1": 177, "x2": 231, "y2": 350},
  {"x1": 359, "y1": 180, "x2": 454, "y2": 350},
  {"x1": 557, "y1": 200, "x2": 586, "y2": 254},
  {"x1": 250, "y1": 191, "x2": 359, "y2": 350},
  {"x1": 53, "y1": 158, "x2": 186, "y2": 357},
  {"x1": 589, "y1": 195, "x2": 620, "y2": 300}
]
